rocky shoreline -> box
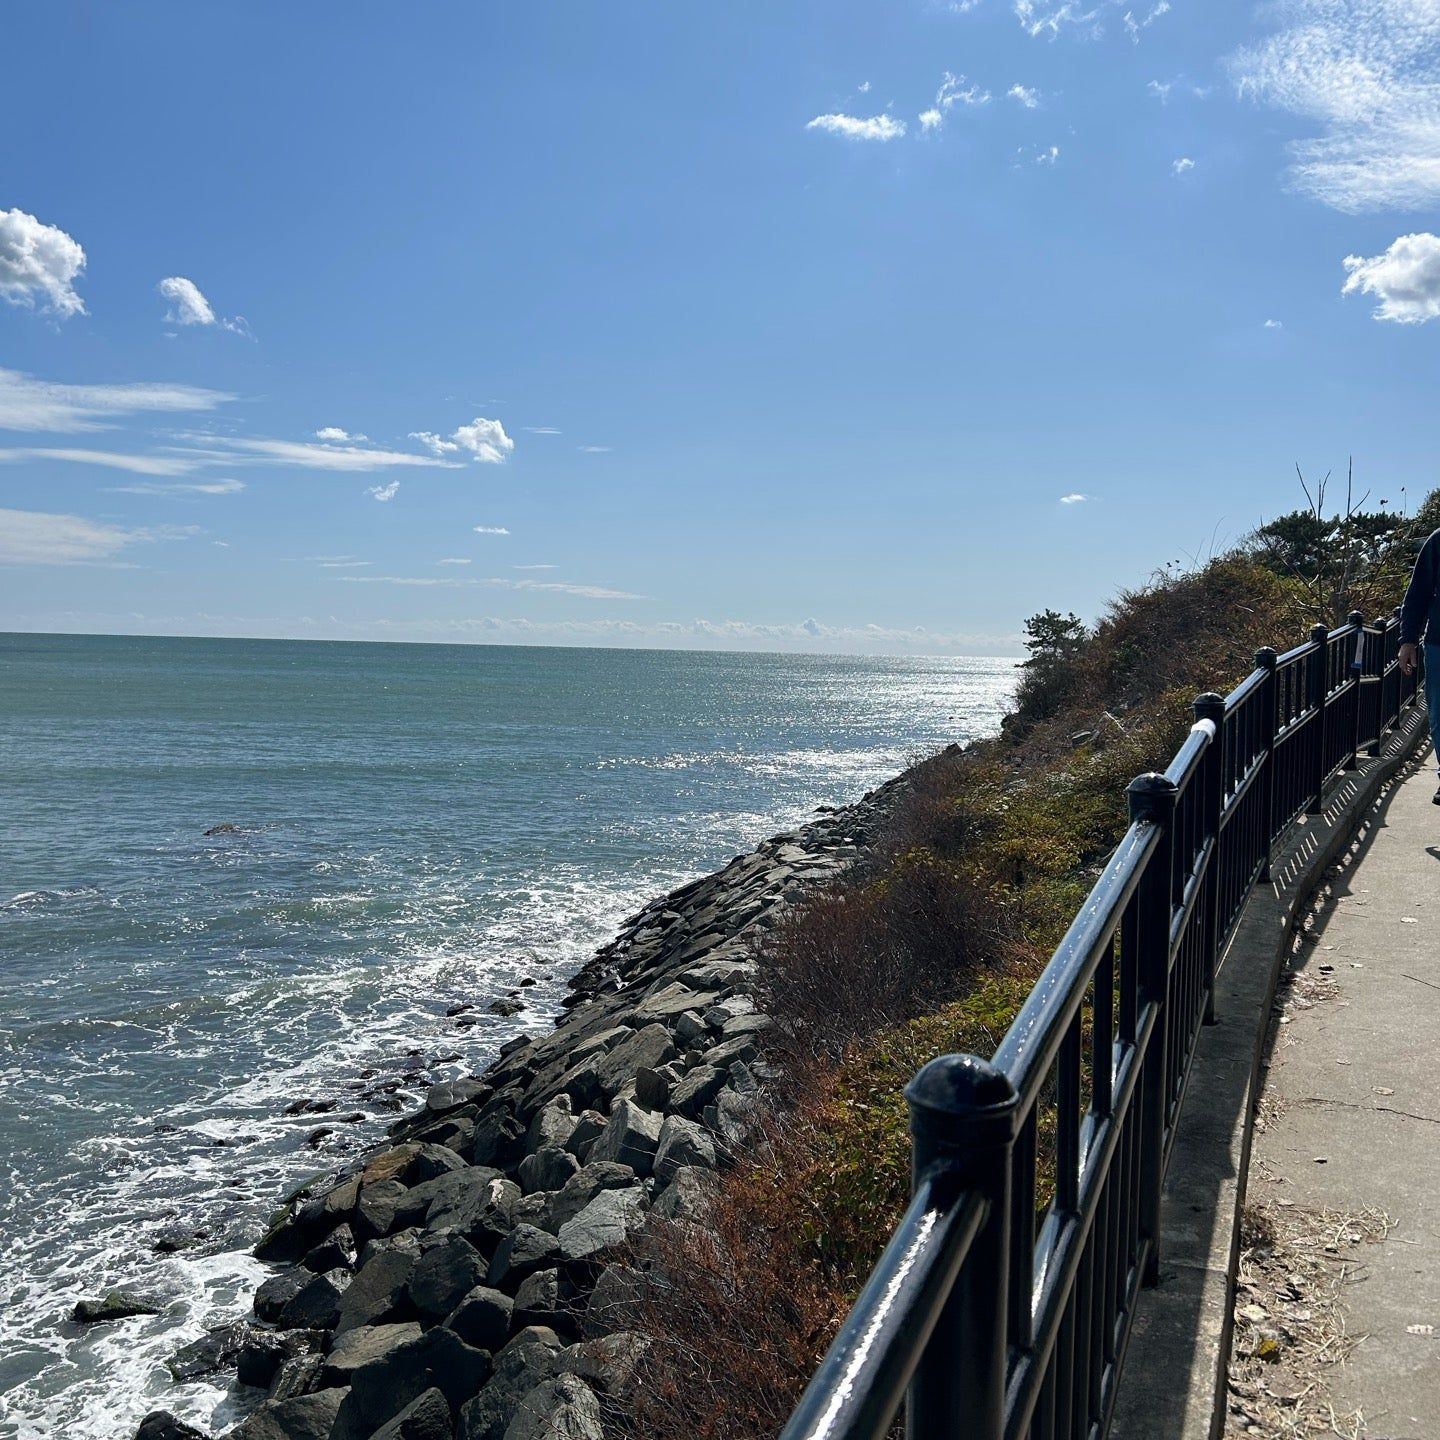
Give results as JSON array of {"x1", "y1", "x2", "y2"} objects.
[{"x1": 134, "y1": 764, "x2": 923, "y2": 1440}]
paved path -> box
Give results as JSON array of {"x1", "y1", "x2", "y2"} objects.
[{"x1": 1248, "y1": 752, "x2": 1440, "y2": 1439}]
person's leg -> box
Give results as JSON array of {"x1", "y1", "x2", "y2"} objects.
[{"x1": 1425, "y1": 645, "x2": 1440, "y2": 783}]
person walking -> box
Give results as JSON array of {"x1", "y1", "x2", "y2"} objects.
[{"x1": 1398, "y1": 527, "x2": 1440, "y2": 800}]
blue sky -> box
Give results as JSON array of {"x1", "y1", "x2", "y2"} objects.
[{"x1": 2, "y1": 1, "x2": 1437, "y2": 654}]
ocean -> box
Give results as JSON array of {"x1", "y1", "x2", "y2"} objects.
[{"x1": 0, "y1": 633, "x2": 1015, "y2": 1437}]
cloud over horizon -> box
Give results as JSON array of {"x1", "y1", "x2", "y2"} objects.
[{"x1": 0, "y1": 209, "x2": 86, "y2": 318}]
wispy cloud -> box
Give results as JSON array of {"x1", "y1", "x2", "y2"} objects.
[
  {"x1": 806, "y1": 113, "x2": 907, "y2": 141},
  {"x1": 437, "y1": 557, "x2": 472, "y2": 565},
  {"x1": 577, "y1": 445, "x2": 612, "y2": 454},
  {"x1": 1172, "y1": 156, "x2": 1195, "y2": 174},
  {"x1": 313, "y1": 557, "x2": 373, "y2": 568},
  {"x1": 1230, "y1": 0, "x2": 1440, "y2": 212},
  {"x1": 474, "y1": 525, "x2": 510, "y2": 535},
  {"x1": 1342, "y1": 233, "x2": 1440, "y2": 323},
  {"x1": 0, "y1": 507, "x2": 195, "y2": 564},
  {"x1": 1060, "y1": 492, "x2": 1090, "y2": 503},
  {"x1": 0, "y1": 209, "x2": 86, "y2": 318},
  {"x1": 920, "y1": 71, "x2": 992, "y2": 131},
  {"x1": 176, "y1": 436, "x2": 460, "y2": 472},
  {"x1": 106, "y1": 479, "x2": 246, "y2": 497},
  {"x1": 1007, "y1": 84, "x2": 1041, "y2": 108},
  {"x1": 522, "y1": 426, "x2": 562, "y2": 435},
  {"x1": 158, "y1": 276, "x2": 251, "y2": 337},
  {"x1": 513, "y1": 564, "x2": 556, "y2": 570},
  {"x1": 1264, "y1": 318, "x2": 1285, "y2": 328},
  {"x1": 366, "y1": 480, "x2": 401, "y2": 501},
  {"x1": 339, "y1": 575, "x2": 646, "y2": 600},
  {"x1": 0, "y1": 446, "x2": 199, "y2": 476},
  {"x1": 316, "y1": 426, "x2": 369, "y2": 443},
  {"x1": 0, "y1": 368, "x2": 235, "y2": 434}
]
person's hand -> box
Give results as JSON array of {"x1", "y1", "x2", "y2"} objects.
[{"x1": 1400, "y1": 642, "x2": 1419, "y2": 676}]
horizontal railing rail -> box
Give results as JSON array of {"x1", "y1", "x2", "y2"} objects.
[{"x1": 780, "y1": 611, "x2": 1422, "y2": 1440}]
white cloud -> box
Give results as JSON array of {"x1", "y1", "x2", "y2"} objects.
[
  {"x1": 437, "y1": 557, "x2": 472, "y2": 565},
  {"x1": 858, "y1": 80, "x2": 872, "y2": 93},
  {"x1": 1173, "y1": 156, "x2": 1195, "y2": 173},
  {"x1": 106, "y1": 479, "x2": 246, "y2": 496},
  {"x1": 0, "y1": 209, "x2": 86, "y2": 318},
  {"x1": 157, "y1": 276, "x2": 215, "y2": 326},
  {"x1": 1008, "y1": 84, "x2": 1041, "y2": 108},
  {"x1": 1147, "y1": 79, "x2": 1174, "y2": 100},
  {"x1": 1264, "y1": 318, "x2": 1285, "y2": 328},
  {"x1": 1014, "y1": 1, "x2": 1106, "y2": 39},
  {"x1": 806, "y1": 113, "x2": 907, "y2": 141},
  {"x1": 578, "y1": 445, "x2": 612, "y2": 454},
  {"x1": 1123, "y1": 1, "x2": 1170, "y2": 42},
  {"x1": 315, "y1": 558, "x2": 372, "y2": 568},
  {"x1": 919, "y1": 109, "x2": 945, "y2": 131},
  {"x1": 316, "y1": 426, "x2": 369, "y2": 443},
  {"x1": 937, "y1": 71, "x2": 991, "y2": 109},
  {"x1": 339, "y1": 575, "x2": 646, "y2": 600},
  {"x1": 522, "y1": 426, "x2": 562, "y2": 435},
  {"x1": 474, "y1": 525, "x2": 510, "y2": 535},
  {"x1": 0, "y1": 446, "x2": 199, "y2": 476},
  {"x1": 366, "y1": 480, "x2": 401, "y2": 501},
  {"x1": 157, "y1": 275, "x2": 251, "y2": 337},
  {"x1": 0, "y1": 507, "x2": 195, "y2": 564},
  {"x1": 513, "y1": 564, "x2": 556, "y2": 570},
  {"x1": 410, "y1": 418, "x2": 514, "y2": 463},
  {"x1": 1060, "y1": 492, "x2": 1089, "y2": 503},
  {"x1": 181, "y1": 437, "x2": 459, "y2": 472},
  {"x1": 0, "y1": 368, "x2": 234, "y2": 433},
  {"x1": 1230, "y1": 0, "x2": 1440, "y2": 212},
  {"x1": 452, "y1": 417, "x2": 515, "y2": 464},
  {"x1": 1342, "y1": 232, "x2": 1440, "y2": 322},
  {"x1": 1024, "y1": 144, "x2": 1062, "y2": 164}
]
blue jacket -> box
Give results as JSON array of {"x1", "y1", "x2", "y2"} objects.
[{"x1": 1400, "y1": 528, "x2": 1440, "y2": 645}]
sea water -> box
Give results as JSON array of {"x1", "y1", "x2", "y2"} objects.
[{"x1": 0, "y1": 633, "x2": 1016, "y2": 1437}]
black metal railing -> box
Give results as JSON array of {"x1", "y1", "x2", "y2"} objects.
[{"x1": 781, "y1": 612, "x2": 1422, "y2": 1440}]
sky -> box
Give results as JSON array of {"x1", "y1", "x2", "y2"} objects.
[{"x1": 2, "y1": 1, "x2": 1437, "y2": 656}]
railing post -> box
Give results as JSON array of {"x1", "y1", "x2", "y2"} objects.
[
  {"x1": 905, "y1": 1054, "x2": 1019, "y2": 1440},
  {"x1": 1346, "y1": 611, "x2": 1366, "y2": 768},
  {"x1": 1368, "y1": 620, "x2": 1387, "y2": 757},
  {"x1": 1254, "y1": 648, "x2": 1279, "y2": 878},
  {"x1": 1127, "y1": 771, "x2": 1177, "y2": 1287},
  {"x1": 1193, "y1": 694, "x2": 1225, "y2": 1024},
  {"x1": 1306, "y1": 623, "x2": 1329, "y2": 814}
]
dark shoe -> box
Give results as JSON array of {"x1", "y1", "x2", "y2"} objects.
[{"x1": 1433, "y1": 783, "x2": 1440, "y2": 805}]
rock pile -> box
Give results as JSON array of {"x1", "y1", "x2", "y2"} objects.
[{"x1": 138, "y1": 772, "x2": 914, "y2": 1440}]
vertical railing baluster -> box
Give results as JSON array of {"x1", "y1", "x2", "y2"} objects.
[
  {"x1": 1307, "y1": 624, "x2": 1329, "y2": 813},
  {"x1": 1194, "y1": 693, "x2": 1225, "y2": 1024},
  {"x1": 1126, "y1": 772, "x2": 1177, "y2": 1286},
  {"x1": 906, "y1": 1055, "x2": 1020, "y2": 1440},
  {"x1": 1346, "y1": 611, "x2": 1365, "y2": 768}
]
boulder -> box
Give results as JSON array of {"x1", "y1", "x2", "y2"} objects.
[
  {"x1": 668, "y1": 1064, "x2": 725, "y2": 1118},
  {"x1": 408, "y1": 1236, "x2": 488, "y2": 1319},
  {"x1": 301, "y1": 1223, "x2": 357, "y2": 1274},
  {"x1": 134, "y1": 1412, "x2": 208, "y2": 1440},
  {"x1": 559, "y1": 1331, "x2": 648, "y2": 1398},
  {"x1": 472, "y1": 1109, "x2": 526, "y2": 1166},
  {"x1": 632, "y1": 1066, "x2": 670, "y2": 1111},
  {"x1": 253, "y1": 1269, "x2": 309, "y2": 1325},
  {"x1": 512, "y1": 1268, "x2": 570, "y2": 1333},
  {"x1": 331, "y1": 1329, "x2": 492, "y2": 1440},
  {"x1": 229, "y1": 1389, "x2": 347, "y2": 1440},
  {"x1": 276, "y1": 1268, "x2": 351, "y2": 1330},
  {"x1": 652, "y1": 1115, "x2": 716, "y2": 1186},
  {"x1": 523, "y1": 1096, "x2": 576, "y2": 1154},
  {"x1": 354, "y1": 1179, "x2": 408, "y2": 1241},
  {"x1": 556, "y1": 1187, "x2": 647, "y2": 1265},
  {"x1": 456, "y1": 1329, "x2": 566, "y2": 1440},
  {"x1": 425, "y1": 1079, "x2": 488, "y2": 1114},
  {"x1": 444, "y1": 1286, "x2": 513, "y2": 1352},
  {"x1": 563, "y1": 1112, "x2": 606, "y2": 1158},
  {"x1": 418, "y1": 1168, "x2": 515, "y2": 1240},
  {"x1": 516, "y1": 1145, "x2": 579, "y2": 1196},
  {"x1": 73, "y1": 1289, "x2": 162, "y2": 1324},
  {"x1": 586, "y1": 1101, "x2": 661, "y2": 1175},
  {"x1": 267, "y1": 1352, "x2": 324, "y2": 1401},
  {"x1": 235, "y1": 1330, "x2": 321, "y2": 1390},
  {"x1": 166, "y1": 1321, "x2": 253, "y2": 1383},
  {"x1": 487, "y1": 1225, "x2": 561, "y2": 1289},
  {"x1": 652, "y1": 1166, "x2": 711, "y2": 1222},
  {"x1": 538, "y1": 1162, "x2": 635, "y2": 1233},
  {"x1": 593, "y1": 1025, "x2": 675, "y2": 1097},
  {"x1": 583, "y1": 1265, "x2": 643, "y2": 1338},
  {"x1": 320, "y1": 1321, "x2": 422, "y2": 1386},
  {"x1": 369, "y1": 1388, "x2": 453, "y2": 1440},
  {"x1": 501, "y1": 1374, "x2": 604, "y2": 1440},
  {"x1": 334, "y1": 1244, "x2": 417, "y2": 1334}
]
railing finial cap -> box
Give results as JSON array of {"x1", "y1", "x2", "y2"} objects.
[
  {"x1": 1126, "y1": 770, "x2": 1178, "y2": 822},
  {"x1": 905, "y1": 1053, "x2": 1018, "y2": 1129},
  {"x1": 1311, "y1": 622, "x2": 1330, "y2": 640},
  {"x1": 1193, "y1": 691, "x2": 1225, "y2": 715},
  {"x1": 1255, "y1": 646, "x2": 1279, "y2": 669}
]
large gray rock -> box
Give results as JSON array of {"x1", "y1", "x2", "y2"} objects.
[
  {"x1": 301, "y1": 1222, "x2": 357, "y2": 1274},
  {"x1": 539, "y1": 1162, "x2": 636, "y2": 1233},
  {"x1": 444, "y1": 1285, "x2": 513, "y2": 1351},
  {"x1": 135, "y1": 1413, "x2": 208, "y2": 1440},
  {"x1": 391, "y1": 1167, "x2": 499, "y2": 1231},
  {"x1": 407, "y1": 1235, "x2": 487, "y2": 1319},
  {"x1": 369, "y1": 1388, "x2": 452, "y2": 1440},
  {"x1": 320, "y1": 1321, "x2": 422, "y2": 1386},
  {"x1": 501, "y1": 1374, "x2": 604, "y2": 1440},
  {"x1": 593, "y1": 1025, "x2": 675, "y2": 1097},
  {"x1": 559, "y1": 1331, "x2": 649, "y2": 1399},
  {"x1": 252, "y1": 1269, "x2": 309, "y2": 1325},
  {"x1": 652, "y1": 1115, "x2": 716, "y2": 1186},
  {"x1": 556, "y1": 1187, "x2": 647, "y2": 1264},
  {"x1": 235, "y1": 1329, "x2": 321, "y2": 1390},
  {"x1": 512, "y1": 1268, "x2": 569, "y2": 1333},
  {"x1": 74, "y1": 1288, "x2": 163, "y2": 1325},
  {"x1": 523, "y1": 1096, "x2": 576, "y2": 1154},
  {"x1": 586, "y1": 1101, "x2": 661, "y2": 1175},
  {"x1": 229, "y1": 1389, "x2": 347, "y2": 1440},
  {"x1": 276, "y1": 1267, "x2": 351, "y2": 1330},
  {"x1": 334, "y1": 1244, "x2": 417, "y2": 1334},
  {"x1": 425, "y1": 1079, "x2": 488, "y2": 1114},
  {"x1": 653, "y1": 1165, "x2": 711, "y2": 1221},
  {"x1": 583, "y1": 1265, "x2": 643, "y2": 1338},
  {"x1": 457, "y1": 1329, "x2": 566, "y2": 1440},
  {"x1": 487, "y1": 1225, "x2": 561, "y2": 1289},
  {"x1": 354, "y1": 1179, "x2": 408, "y2": 1241},
  {"x1": 669, "y1": 1064, "x2": 725, "y2": 1118},
  {"x1": 516, "y1": 1145, "x2": 578, "y2": 1196},
  {"x1": 427, "y1": 1171, "x2": 521, "y2": 1247},
  {"x1": 563, "y1": 1111, "x2": 606, "y2": 1158},
  {"x1": 331, "y1": 1329, "x2": 492, "y2": 1440}
]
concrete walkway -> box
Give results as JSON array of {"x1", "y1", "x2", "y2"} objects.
[{"x1": 1247, "y1": 752, "x2": 1440, "y2": 1439}]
